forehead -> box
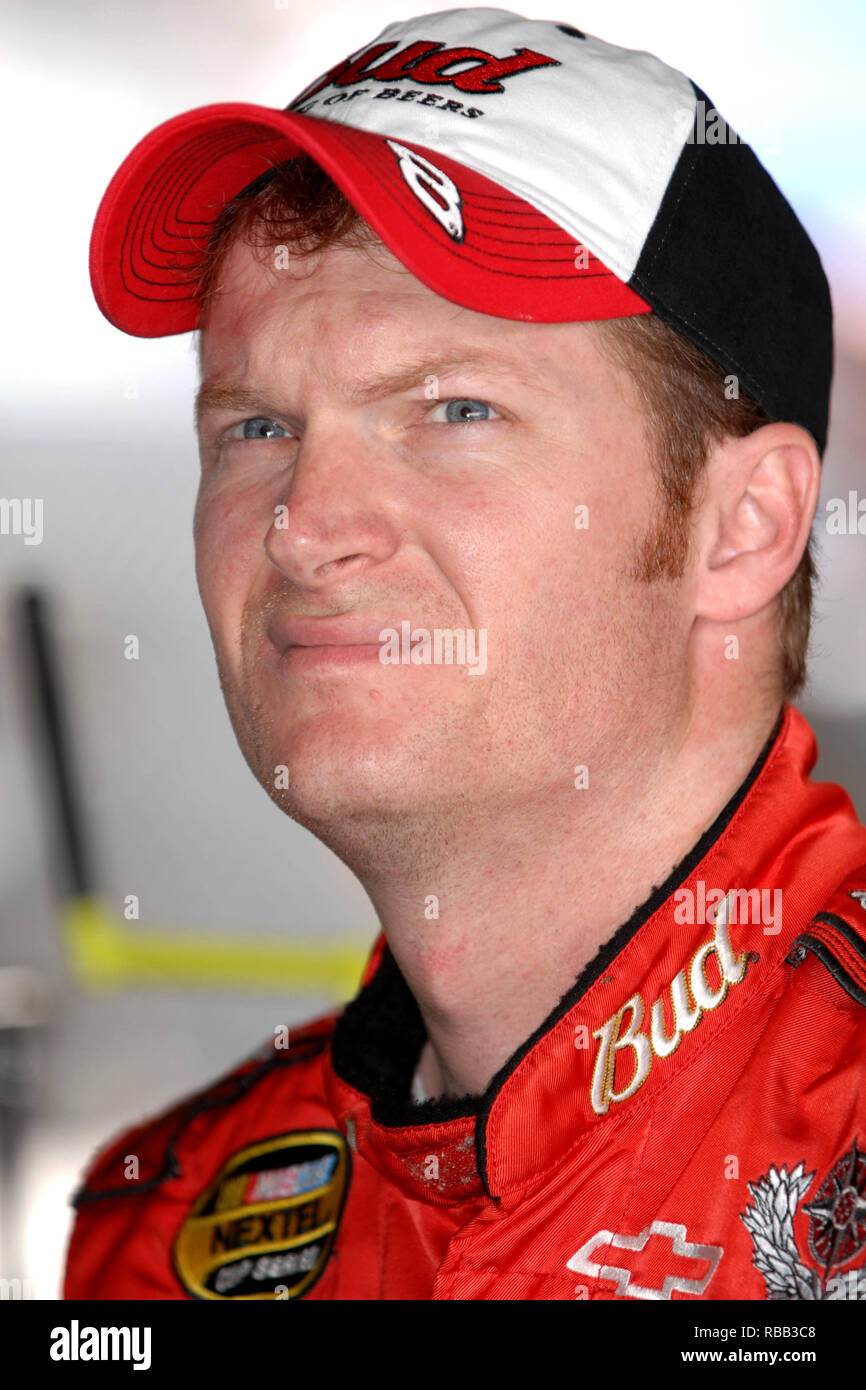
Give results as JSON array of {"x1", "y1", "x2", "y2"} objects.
[
  {"x1": 196, "y1": 234, "x2": 606, "y2": 387},
  {"x1": 200, "y1": 236, "x2": 443, "y2": 361}
]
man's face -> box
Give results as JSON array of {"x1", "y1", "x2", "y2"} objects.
[{"x1": 194, "y1": 237, "x2": 693, "y2": 846}]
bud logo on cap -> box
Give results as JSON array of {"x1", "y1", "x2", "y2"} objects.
[{"x1": 292, "y1": 33, "x2": 561, "y2": 103}]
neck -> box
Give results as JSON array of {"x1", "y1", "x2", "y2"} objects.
[{"x1": 339, "y1": 693, "x2": 783, "y2": 1101}]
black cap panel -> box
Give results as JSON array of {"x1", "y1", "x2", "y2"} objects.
[{"x1": 630, "y1": 85, "x2": 832, "y2": 454}]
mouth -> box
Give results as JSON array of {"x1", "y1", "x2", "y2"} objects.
[
  {"x1": 278, "y1": 642, "x2": 385, "y2": 669},
  {"x1": 265, "y1": 613, "x2": 394, "y2": 671}
]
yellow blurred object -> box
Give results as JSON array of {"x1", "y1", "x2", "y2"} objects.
[{"x1": 60, "y1": 896, "x2": 368, "y2": 999}]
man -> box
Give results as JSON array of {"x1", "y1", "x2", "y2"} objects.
[{"x1": 66, "y1": 9, "x2": 866, "y2": 1301}]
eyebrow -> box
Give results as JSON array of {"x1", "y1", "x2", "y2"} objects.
[
  {"x1": 195, "y1": 350, "x2": 558, "y2": 428},
  {"x1": 195, "y1": 384, "x2": 282, "y2": 429}
]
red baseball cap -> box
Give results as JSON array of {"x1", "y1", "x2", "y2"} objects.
[{"x1": 90, "y1": 6, "x2": 832, "y2": 451}]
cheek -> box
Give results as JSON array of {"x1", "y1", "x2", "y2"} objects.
[{"x1": 193, "y1": 488, "x2": 262, "y2": 645}]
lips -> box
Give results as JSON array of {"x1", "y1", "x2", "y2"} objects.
[{"x1": 266, "y1": 613, "x2": 398, "y2": 652}]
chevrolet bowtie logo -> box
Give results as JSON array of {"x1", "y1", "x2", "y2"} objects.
[{"x1": 567, "y1": 1220, "x2": 724, "y2": 1300}]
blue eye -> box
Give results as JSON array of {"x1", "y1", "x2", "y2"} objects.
[
  {"x1": 438, "y1": 399, "x2": 499, "y2": 423},
  {"x1": 232, "y1": 417, "x2": 291, "y2": 440}
]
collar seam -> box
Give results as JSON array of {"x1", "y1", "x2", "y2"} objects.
[{"x1": 478, "y1": 704, "x2": 787, "y2": 1194}]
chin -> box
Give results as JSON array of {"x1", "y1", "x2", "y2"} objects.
[{"x1": 252, "y1": 718, "x2": 421, "y2": 814}]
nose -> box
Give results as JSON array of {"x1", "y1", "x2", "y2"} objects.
[{"x1": 263, "y1": 422, "x2": 402, "y2": 591}]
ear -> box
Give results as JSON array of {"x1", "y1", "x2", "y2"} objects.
[{"x1": 693, "y1": 423, "x2": 821, "y2": 622}]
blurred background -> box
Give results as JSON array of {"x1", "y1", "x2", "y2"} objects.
[{"x1": 1, "y1": 0, "x2": 864, "y2": 1298}]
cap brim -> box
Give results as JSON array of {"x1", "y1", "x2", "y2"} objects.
[{"x1": 90, "y1": 102, "x2": 650, "y2": 337}]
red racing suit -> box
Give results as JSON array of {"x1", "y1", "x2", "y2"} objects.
[{"x1": 64, "y1": 704, "x2": 866, "y2": 1300}]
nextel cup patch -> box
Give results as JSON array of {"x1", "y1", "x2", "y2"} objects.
[{"x1": 174, "y1": 1130, "x2": 350, "y2": 1299}]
